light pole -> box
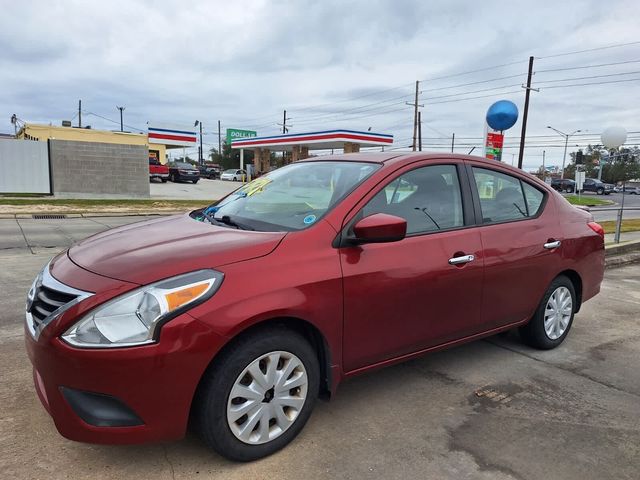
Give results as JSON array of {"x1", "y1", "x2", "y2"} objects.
[
  {"x1": 547, "y1": 126, "x2": 581, "y2": 179},
  {"x1": 194, "y1": 120, "x2": 203, "y2": 165}
]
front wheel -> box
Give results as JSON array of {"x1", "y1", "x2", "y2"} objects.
[
  {"x1": 596, "y1": 187, "x2": 604, "y2": 195},
  {"x1": 192, "y1": 179, "x2": 199, "y2": 184},
  {"x1": 519, "y1": 275, "x2": 576, "y2": 350},
  {"x1": 193, "y1": 327, "x2": 319, "y2": 461}
]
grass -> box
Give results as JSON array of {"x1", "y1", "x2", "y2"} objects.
[
  {"x1": 0, "y1": 198, "x2": 214, "y2": 214},
  {"x1": 563, "y1": 195, "x2": 613, "y2": 206},
  {"x1": 600, "y1": 219, "x2": 640, "y2": 234},
  {"x1": 0, "y1": 198, "x2": 211, "y2": 207}
]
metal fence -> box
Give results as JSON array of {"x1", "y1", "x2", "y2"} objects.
[{"x1": 590, "y1": 206, "x2": 640, "y2": 243}]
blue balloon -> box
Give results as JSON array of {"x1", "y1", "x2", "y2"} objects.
[{"x1": 486, "y1": 100, "x2": 519, "y2": 131}]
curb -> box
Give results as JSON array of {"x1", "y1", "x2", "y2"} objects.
[
  {"x1": 605, "y1": 239, "x2": 640, "y2": 269},
  {"x1": 0, "y1": 211, "x2": 185, "y2": 219}
]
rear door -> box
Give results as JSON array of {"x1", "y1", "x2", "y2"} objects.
[
  {"x1": 340, "y1": 161, "x2": 485, "y2": 372},
  {"x1": 467, "y1": 162, "x2": 562, "y2": 328}
]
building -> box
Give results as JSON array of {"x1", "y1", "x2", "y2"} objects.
[{"x1": 16, "y1": 123, "x2": 195, "y2": 164}]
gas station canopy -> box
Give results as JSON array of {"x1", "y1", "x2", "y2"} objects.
[{"x1": 231, "y1": 129, "x2": 393, "y2": 151}]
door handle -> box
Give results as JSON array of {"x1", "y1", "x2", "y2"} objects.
[
  {"x1": 543, "y1": 240, "x2": 561, "y2": 249},
  {"x1": 448, "y1": 254, "x2": 475, "y2": 265}
]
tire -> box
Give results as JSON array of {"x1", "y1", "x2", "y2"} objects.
[
  {"x1": 161, "y1": 178, "x2": 167, "y2": 183},
  {"x1": 192, "y1": 179, "x2": 199, "y2": 184},
  {"x1": 564, "y1": 187, "x2": 572, "y2": 193},
  {"x1": 169, "y1": 173, "x2": 175, "y2": 182},
  {"x1": 519, "y1": 275, "x2": 576, "y2": 350},
  {"x1": 193, "y1": 327, "x2": 319, "y2": 461},
  {"x1": 596, "y1": 187, "x2": 604, "y2": 195}
]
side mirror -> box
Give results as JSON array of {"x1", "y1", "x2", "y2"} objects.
[{"x1": 351, "y1": 213, "x2": 407, "y2": 244}]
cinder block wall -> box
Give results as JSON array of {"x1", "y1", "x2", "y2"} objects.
[{"x1": 49, "y1": 140, "x2": 149, "y2": 197}]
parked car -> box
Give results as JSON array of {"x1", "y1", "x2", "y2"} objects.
[
  {"x1": 622, "y1": 185, "x2": 640, "y2": 195},
  {"x1": 550, "y1": 178, "x2": 576, "y2": 193},
  {"x1": 220, "y1": 168, "x2": 246, "y2": 181},
  {"x1": 25, "y1": 153, "x2": 605, "y2": 461},
  {"x1": 168, "y1": 161, "x2": 200, "y2": 183},
  {"x1": 198, "y1": 165, "x2": 220, "y2": 179},
  {"x1": 149, "y1": 159, "x2": 169, "y2": 183},
  {"x1": 580, "y1": 178, "x2": 614, "y2": 195}
]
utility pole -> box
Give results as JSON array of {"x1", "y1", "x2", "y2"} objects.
[
  {"x1": 277, "y1": 110, "x2": 292, "y2": 163},
  {"x1": 542, "y1": 150, "x2": 546, "y2": 182},
  {"x1": 451, "y1": 133, "x2": 455, "y2": 153},
  {"x1": 406, "y1": 81, "x2": 423, "y2": 151},
  {"x1": 418, "y1": 111, "x2": 422, "y2": 152},
  {"x1": 78, "y1": 100, "x2": 82, "y2": 128},
  {"x1": 194, "y1": 120, "x2": 203, "y2": 164},
  {"x1": 217, "y1": 120, "x2": 222, "y2": 160},
  {"x1": 517, "y1": 56, "x2": 537, "y2": 169},
  {"x1": 116, "y1": 106, "x2": 125, "y2": 132}
]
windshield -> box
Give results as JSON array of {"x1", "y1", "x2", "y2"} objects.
[
  {"x1": 223, "y1": 169, "x2": 236, "y2": 174},
  {"x1": 175, "y1": 162, "x2": 193, "y2": 169},
  {"x1": 199, "y1": 161, "x2": 379, "y2": 231}
]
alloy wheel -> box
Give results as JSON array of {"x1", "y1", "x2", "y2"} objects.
[
  {"x1": 543, "y1": 286, "x2": 573, "y2": 340},
  {"x1": 227, "y1": 351, "x2": 308, "y2": 445}
]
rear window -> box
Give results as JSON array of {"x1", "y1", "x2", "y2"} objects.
[{"x1": 473, "y1": 167, "x2": 545, "y2": 223}]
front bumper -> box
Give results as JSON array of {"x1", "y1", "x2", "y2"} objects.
[{"x1": 24, "y1": 261, "x2": 226, "y2": 445}]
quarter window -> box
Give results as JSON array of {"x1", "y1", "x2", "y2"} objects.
[
  {"x1": 362, "y1": 165, "x2": 464, "y2": 234},
  {"x1": 472, "y1": 167, "x2": 544, "y2": 223}
]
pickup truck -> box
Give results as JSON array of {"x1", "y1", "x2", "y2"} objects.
[{"x1": 149, "y1": 159, "x2": 169, "y2": 182}]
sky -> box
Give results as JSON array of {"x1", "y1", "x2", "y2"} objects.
[{"x1": 2, "y1": 0, "x2": 640, "y2": 170}]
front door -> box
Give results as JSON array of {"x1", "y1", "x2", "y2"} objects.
[{"x1": 340, "y1": 163, "x2": 484, "y2": 372}]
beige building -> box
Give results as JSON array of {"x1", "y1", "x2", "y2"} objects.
[{"x1": 17, "y1": 123, "x2": 169, "y2": 164}]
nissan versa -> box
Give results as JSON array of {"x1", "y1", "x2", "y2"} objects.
[{"x1": 25, "y1": 153, "x2": 605, "y2": 461}]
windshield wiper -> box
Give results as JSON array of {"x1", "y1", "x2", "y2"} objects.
[{"x1": 213, "y1": 215, "x2": 255, "y2": 231}]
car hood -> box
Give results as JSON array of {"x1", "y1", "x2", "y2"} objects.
[{"x1": 68, "y1": 214, "x2": 286, "y2": 285}]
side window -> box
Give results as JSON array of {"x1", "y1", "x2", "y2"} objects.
[
  {"x1": 522, "y1": 182, "x2": 544, "y2": 216},
  {"x1": 362, "y1": 164, "x2": 464, "y2": 234},
  {"x1": 472, "y1": 167, "x2": 544, "y2": 223}
]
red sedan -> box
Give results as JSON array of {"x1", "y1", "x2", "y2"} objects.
[{"x1": 24, "y1": 153, "x2": 604, "y2": 461}]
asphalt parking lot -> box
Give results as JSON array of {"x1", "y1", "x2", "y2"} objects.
[
  {"x1": 1, "y1": 221, "x2": 639, "y2": 479},
  {"x1": 150, "y1": 178, "x2": 239, "y2": 200}
]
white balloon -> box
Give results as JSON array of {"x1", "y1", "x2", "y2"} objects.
[{"x1": 601, "y1": 126, "x2": 627, "y2": 148}]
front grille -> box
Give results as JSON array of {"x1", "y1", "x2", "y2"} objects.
[
  {"x1": 29, "y1": 284, "x2": 78, "y2": 325},
  {"x1": 26, "y1": 264, "x2": 93, "y2": 340}
]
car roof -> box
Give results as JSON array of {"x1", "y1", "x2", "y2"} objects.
[{"x1": 298, "y1": 151, "x2": 527, "y2": 170}]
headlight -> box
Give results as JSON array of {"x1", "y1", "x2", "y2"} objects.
[{"x1": 61, "y1": 269, "x2": 223, "y2": 348}]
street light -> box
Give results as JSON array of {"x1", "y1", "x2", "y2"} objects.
[
  {"x1": 547, "y1": 126, "x2": 581, "y2": 179},
  {"x1": 194, "y1": 120, "x2": 203, "y2": 165}
]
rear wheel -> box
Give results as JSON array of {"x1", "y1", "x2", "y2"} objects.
[
  {"x1": 596, "y1": 187, "x2": 604, "y2": 195},
  {"x1": 192, "y1": 179, "x2": 199, "y2": 184},
  {"x1": 161, "y1": 178, "x2": 167, "y2": 183},
  {"x1": 519, "y1": 275, "x2": 576, "y2": 350},
  {"x1": 194, "y1": 327, "x2": 319, "y2": 461}
]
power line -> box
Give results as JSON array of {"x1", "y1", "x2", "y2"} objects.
[
  {"x1": 541, "y1": 77, "x2": 640, "y2": 89},
  {"x1": 536, "y1": 40, "x2": 640, "y2": 60},
  {"x1": 536, "y1": 59, "x2": 640, "y2": 73},
  {"x1": 534, "y1": 70, "x2": 640, "y2": 84}
]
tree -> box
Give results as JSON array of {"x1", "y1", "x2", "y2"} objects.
[{"x1": 566, "y1": 145, "x2": 640, "y2": 183}]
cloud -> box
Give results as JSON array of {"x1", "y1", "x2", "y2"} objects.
[{"x1": 2, "y1": 0, "x2": 640, "y2": 166}]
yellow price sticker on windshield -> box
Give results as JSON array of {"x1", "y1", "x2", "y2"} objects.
[{"x1": 241, "y1": 177, "x2": 272, "y2": 197}]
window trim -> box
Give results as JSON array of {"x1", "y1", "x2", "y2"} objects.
[
  {"x1": 466, "y1": 163, "x2": 548, "y2": 226},
  {"x1": 334, "y1": 161, "x2": 476, "y2": 247}
]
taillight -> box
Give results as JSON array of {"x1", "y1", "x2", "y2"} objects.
[{"x1": 587, "y1": 221, "x2": 605, "y2": 238}]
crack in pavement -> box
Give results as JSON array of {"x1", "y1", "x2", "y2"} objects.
[
  {"x1": 484, "y1": 338, "x2": 640, "y2": 399},
  {"x1": 14, "y1": 218, "x2": 33, "y2": 254},
  {"x1": 162, "y1": 445, "x2": 176, "y2": 480}
]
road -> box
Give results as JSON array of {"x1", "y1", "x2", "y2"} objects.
[
  {"x1": 1, "y1": 219, "x2": 640, "y2": 479},
  {"x1": 150, "y1": 177, "x2": 238, "y2": 200},
  {"x1": 586, "y1": 192, "x2": 640, "y2": 222}
]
